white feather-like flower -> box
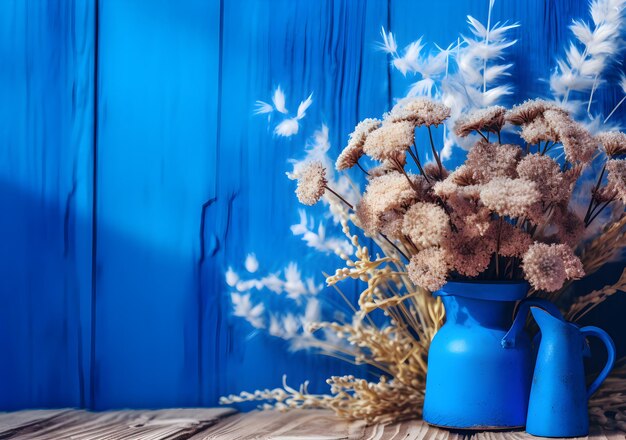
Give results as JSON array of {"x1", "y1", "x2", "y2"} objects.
[
  {"x1": 231, "y1": 293, "x2": 265, "y2": 329},
  {"x1": 272, "y1": 86, "x2": 288, "y2": 114},
  {"x1": 275, "y1": 117, "x2": 300, "y2": 137},
  {"x1": 455, "y1": 4, "x2": 519, "y2": 104},
  {"x1": 393, "y1": 39, "x2": 424, "y2": 76},
  {"x1": 245, "y1": 253, "x2": 259, "y2": 273},
  {"x1": 255, "y1": 86, "x2": 313, "y2": 136},
  {"x1": 268, "y1": 315, "x2": 284, "y2": 337},
  {"x1": 551, "y1": 0, "x2": 626, "y2": 105},
  {"x1": 282, "y1": 314, "x2": 301, "y2": 339},
  {"x1": 303, "y1": 298, "x2": 321, "y2": 326},
  {"x1": 296, "y1": 93, "x2": 313, "y2": 120},
  {"x1": 284, "y1": 263, "x2": 308, "y2": 300},
  {"x1": 225, "y1": 268, "x2": 239, "y2": 287},
  {"x1": 253, "y1": 100, "x2": 274, "y2": 115},
  {"x1": 260, "y1": 274, "x2": 283, "y2": 293},
  {"x1": 290, "y1": 209, "x2": 353, "y2": 255},
  {"x1": 466, "y1": 15, "x2": 519, "y2": 41},
  {"x1": 379, "y1": 26, "x2": 398, "y2": 54}
]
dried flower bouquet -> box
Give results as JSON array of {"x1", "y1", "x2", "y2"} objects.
[{"x1": 222, "y1": 0, "x2": 626, "y2": 430}]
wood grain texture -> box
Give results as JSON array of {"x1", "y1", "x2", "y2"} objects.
[
  {"x1": 0, "y1": 408, "x2": 234, "y2": 440},
  {"x1": 208, "y1": 0, "x2": 390, "y2": 406},
  {"x1": 93, "y1": 0, "x2": 221, "y2": 409},
  {"x1": 0, "y1": 0, "x2": 95, "y2": 409},
  {"x1": 0, "y1": 409, "x2": 622, "y2": 440},
  {"x1": 0, "y1": 410, "x2": 70, "y2": 434}
]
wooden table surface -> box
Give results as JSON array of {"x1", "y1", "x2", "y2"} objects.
[{"x1": 0, "y1": 408, "x2": 622, "y2": 440}]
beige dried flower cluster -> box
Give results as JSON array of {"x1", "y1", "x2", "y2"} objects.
[
  {"x1": 239, "y1": 96, "x2": 626, "y2": 429},
  {"x1": 295, "y1": 161, "x2": 327, "y2": 205},
  {"x1": 292, "y1": 97, "x2": 626, "y2": 295}
]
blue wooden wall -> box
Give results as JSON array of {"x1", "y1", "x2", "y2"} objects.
[{"x1": 1, "y1": 0, "x2": 623, "y2": 410}]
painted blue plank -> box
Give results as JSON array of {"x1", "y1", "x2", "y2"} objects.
[
  {"x1": 0, "y1": 0, "x2": 95, "y2": 409},
  {"x1": 207, "y1": 0, "x2": 391, "y2": 404},
  {"x1": 93, "y1": 0, "x2": 220, "y2": 409}
]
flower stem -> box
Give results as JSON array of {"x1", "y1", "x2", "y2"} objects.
[
  {"x1": 427, "y1": 126, "x2": 443, "y2": 175},
  {"x1": 586, "y1": 194, "x2": 616, "y2": 227},
  {"x1": 476, "y1": 129, "x2": 489, "y2": 142},
  {"x1": 407, "y1": 147, "x2": 430, "y2": 182},
  {"x1": 392, "y1": 157, "x2": 419, "y2": 192},
  {"x1": 324, "y1": 186, "x2": 353, "y2": 210},
  {"x1": 380, "y1": 233, "x2": 409, "y2": 261},
  {"x1": 495, "y1": 217, "x2": 503, "y2": 278},
  {"x1": 583, "y1": 164, "x2": 606, "y2": 224},
  {"x1": 356, "y1": 161, "x2": 369, "y2": 176}
]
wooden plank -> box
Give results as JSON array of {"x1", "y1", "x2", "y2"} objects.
[
  {"x1": 188, "y1": 410, "x2": 356, "y2": 440},
  {"x1": 209, "y1": 0, "x2": 391, "y2": 406},
  {"x1": 0, "y1": 0, "x2": 95, "y2": 409},
  {"x1": 360, "y1": 421, "x2": 466, "y2": 440},
  {"x1": 189, "y1": 409, "x2": 467, "y2": 440},
  {"x1": 0, "y1": 410, "x2": 69, "y2": 434},
  {"x1": 0, "y1": 408, "x2": 234, "y2": 440},
  {"x1": 93, "y1": 0, "x2": 221, "y2": 408},
  {"x1": 0, "y1": 409, "x2": 623, "y2": 440}
]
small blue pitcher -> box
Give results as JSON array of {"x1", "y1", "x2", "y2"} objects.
[{"x1": 524, "y1": 307, "x2": 616, "y2": 437}]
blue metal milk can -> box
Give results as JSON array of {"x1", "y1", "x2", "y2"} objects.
[
  {"x1": 524, "y1": 307, "x2": 616, "y2": 437},
  {"x1": 423, "y1": 282, "x2": 560, "y2": 430}
]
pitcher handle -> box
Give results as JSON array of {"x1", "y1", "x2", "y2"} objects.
[
  {"x1": 501, "y1": 298, "x2": 563, "y2": 348},
  {"x1": 580, "y1": 326, "x2": 616, "y2": 398}
]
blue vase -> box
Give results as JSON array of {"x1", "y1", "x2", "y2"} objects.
[
  {"x1": 423, "y1": 281, "x2": 533, "y2": 430},
  {"x1": 525, "y1": 307, "x2": 615, "y2": 437}
]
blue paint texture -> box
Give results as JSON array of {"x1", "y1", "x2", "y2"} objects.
[{"x1": 0, "y1": 0, "x2": 624, "y2": 410}]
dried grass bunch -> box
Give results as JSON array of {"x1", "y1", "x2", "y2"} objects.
[{"x1": 224, "y1": 0, "x2": 626, "y2": 429}]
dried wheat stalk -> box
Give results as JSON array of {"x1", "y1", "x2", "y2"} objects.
[
  {"x1": 221, "y1": 212, "x2": 444, "y2": 424},
  {"x1": 566, "y1": 268, "x2": 626, "y2": 321}
]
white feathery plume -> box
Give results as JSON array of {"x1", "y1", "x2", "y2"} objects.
[
  {"x1": 291, "y1": 209, "x2": 353, "y2": 255},
  {"x1": 254, "y1": 86, "x2": 313, "y2": 137},
  {"x1": 274, "y1": 117, "x2": 300, "y2": 137},
  {"x1": 260, "y1": 273, "x2": 284, "y2": 294},
  {"x1": 452, "y1": 0, "x2": 518, "y2": 108},
  {"x1": 393, "y1": 39, "x2": 424, "y2": 76},
  {"x1": 408, "y1": 51, "x2": 448, "y2": 97},
  {"x1": 305, "y1": 278, "x2": 322, "y2": 295},
  {"x1": 272, "y1": 86, "x2": 288, "y2": 114},
  {"x1": 551, "y1": 0, "x2": 626, "y2": 108},
  {"x1": 435, "y1": 41, "x2": 458, "y2": 78},
  {"x1": 284, "y1": 262, "x2": 308, "y2": 300},
  {"x1": 268, "y1": 315, "x2": 284, "y2": 337},
  {"x1": 253, "y1": 100, "x2": 274, "y2": 115},
  {"x1": 435, "y1": 1, "x2": 517, "y2": 159},
  {"x1": 296, "y1": 93, "x2": 314, "y2": 120},
  {"x1": 230, "y1": 292, "x2": 265, "y2": 329},
  {"x1": 225, "y1": 268, "x2": 239, "y2": 287},
  {"x1": 378, "y1": 26, "x2": 398, "y2": 55},
  {"x1": 302, "y1": 298, "x2": 321, "y2": 332},
  {"x1": 245, "y1": 253, "x2": 259, "y2": 273},
  {"x1": 282, "y1": 314, "x2": 301, "y2": 339},
  {"x1": 235, "y1": 279, "x2": 265, "y2": 292}
]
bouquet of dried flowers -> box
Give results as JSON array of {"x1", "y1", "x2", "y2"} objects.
[{"x1": 222, "y1": 0, "x2": 626, "y2": 430}]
